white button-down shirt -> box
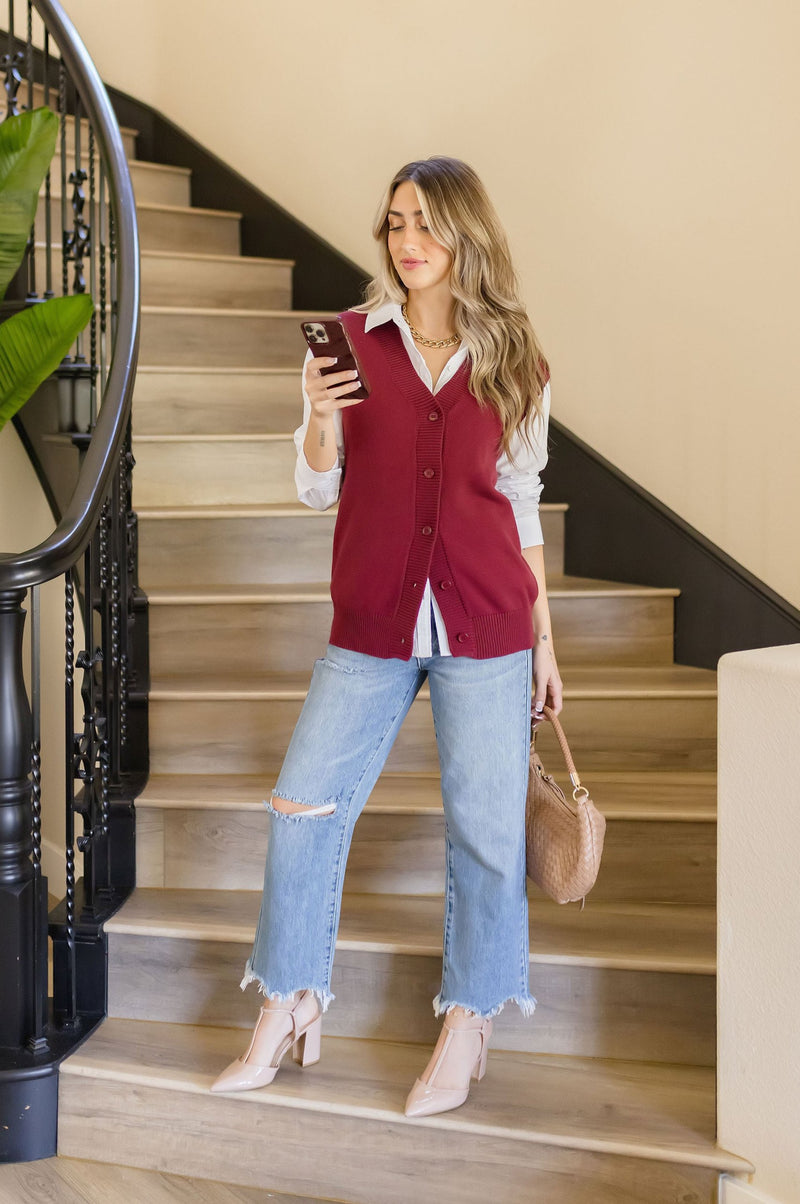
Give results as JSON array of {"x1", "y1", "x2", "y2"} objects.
[{"x1": 294, "y1": 300, "x2": 550, "y2": 657}]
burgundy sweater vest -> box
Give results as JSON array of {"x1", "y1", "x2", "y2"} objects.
[{"x1": 328, "y1": 309, "x2": 539, "y2": 660}]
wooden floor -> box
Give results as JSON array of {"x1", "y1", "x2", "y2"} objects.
[{"x1": 0, "y1": 1157, "x2": 334, "y2": 1203}]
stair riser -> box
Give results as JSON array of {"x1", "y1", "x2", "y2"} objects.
[
  {"x1": 26, "y1": 83, "x2": 137, "y2": 159},
  {"x1": 33, "y1": 243, "x2": 282, "y2": 305},
  {"x1": 107, "y1": 934, "x2": 715, "y2": 1066},
  {"x1": 147, "y1": 594, "x2": 675, "y2": 674},
  {"x1": 148, "y1": 695, "x2": 716, "y2": 774},
  {"x1": 43, "y1": 121, "x2": 137, "y2": 160},
  {"x1": 140, "y1": 255, "x2": 293, "y2": 309},
  {"x1": 136, "y1": 806, "x2": 716, "y2": 904},
  {"x1": 138, "y1": 511, "x2": 566, "y2": 586},
  {"x1": 133, "y1": 440, "x2": 296, "y2": 507},
  {"x1": 44, "y1": 158, "x2": 191, "y2": 206},
  {"x1": 34, "y1": 199, "x2": 240, "y2": 255},
  {"x1": 132, "y1": 371, "x2": 302, "y2": 435},
  {"x1": 57, "y1": 1076, "x2": 719, "y2": 1204},
  {"x1": 139, "y1": 311, "x2": 307, "y2": 366}
]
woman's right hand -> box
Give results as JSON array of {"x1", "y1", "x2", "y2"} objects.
[{"x1": 304, "y1": 356, "x2": 364, "y2": 420}]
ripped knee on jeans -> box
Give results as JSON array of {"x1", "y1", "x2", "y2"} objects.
[{"x1": 270, "y1": 794, "x2": 336, "y2": 818}]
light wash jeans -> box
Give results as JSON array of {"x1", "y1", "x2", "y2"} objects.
[{"x1": 240, "y1": 620, "x2": 536, "y2": 1020}]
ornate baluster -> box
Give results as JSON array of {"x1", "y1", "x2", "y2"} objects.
[
  {"x1": 98, "y1": 161, "x2": 107, "y2": 391},
  {"x1": 2, "y1": 0, "x2": 24, "y2": 118},
  {"x1": 109, "y1": 202, "x2": 117, "y2": 344},
  {"x1": 98, "y1": 497, "x2": 112, "y2": 891},
  {"x1": 65, "y1": 87, "x2": 89, "y2": 299},
  {"x1": 43, "y1": 26, "x2": 53, "y2": 298},
  {"x1": 109, "y1": 457, "x2": 122, "y2": 779},
  {"x1": 88, "y1": 122, "x2": 97, "y2": 424},
  {"x1": 59, "y1": 572, "x2": 78, "y2": 1027},
  {"x1": 24, "y1": 0, "x2": 37, "y2": 299},
  {"x1": 28, "y1": 584, "x2": 49, "y2": 1051},
  {"x1": 59, "y1": 60, "x2": 67, "y2": 296},
  {"x1": 74, "y1": 537, "x2": 100, "y2": 911}
]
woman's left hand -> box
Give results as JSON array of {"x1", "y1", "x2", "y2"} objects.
[{"x1": 532, "y1": 638, "x2": 563, "y2": 727}]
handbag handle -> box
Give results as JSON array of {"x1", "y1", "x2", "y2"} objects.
[{"x1": 531, "y1": 704, "x2": 589, "y2": 800}]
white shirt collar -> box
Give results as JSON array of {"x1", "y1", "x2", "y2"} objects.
[{"x1": 364, "y1": 300, "x2": 406, "y2": 333}]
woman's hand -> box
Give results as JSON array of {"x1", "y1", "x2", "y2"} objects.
[
  {"x1": 532, "y1": 635, "x2": 563, "y2": 728},
  {"x1": 304, "y1": 356, "x2": 364, "y2": 419}
]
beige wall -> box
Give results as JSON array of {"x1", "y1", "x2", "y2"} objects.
[
  {"x1": 59, "y1": 0, "x2": 800, "y2": 606},
  {"x1": 717, "y1": 646, "x2": 800, "y2": 1204}
]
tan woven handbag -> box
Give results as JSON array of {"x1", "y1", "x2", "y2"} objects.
[{"x1": 526, "y1": 705, "x2": 606, "y2": 907}]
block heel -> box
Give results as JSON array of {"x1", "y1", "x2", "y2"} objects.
[
  {"x1": 472, "y1": 1033, "x2": 489, "y2": 1080},
  {"x1": 293, "y1": 1013, "x2": 322, "y2": 1066}
]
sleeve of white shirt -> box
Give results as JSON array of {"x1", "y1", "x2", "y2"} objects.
[
  {"x1": 494, "y1": 381, "x2": 551, "y2": 548},
  {"x1": 293, "y1": 348, "x2": 345, "y2": 510}
]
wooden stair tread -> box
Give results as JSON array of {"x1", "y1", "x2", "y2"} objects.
[
  {"x1": 148, "y1": 663, "x2": 717, "y2": 700},
  {"x1": 129, "y1": 159, "x2": 192, "y2": 177},
  {"x1": 132, "y1": 199, "x2": 244, "y2": 219},
  {"x1": 141, "y1": 305, "x2": 340, "y2": 318},
  {"x1": 105, "y1": 888, "x2": 716, "y2": 973},
  {"x1": 59, "y1": 1017, "x2": 749, "y2": 1174},
  {"x1": 140, "y1": 248, "x2": 295, "y2": 267},
  {"x1": 138, "y1": 770, "x2": 716, "y2": 821},
  {"x1": 139, "y1": 502, "x2": 337, "y2": 519},
  {"x1": 144, "y1": 575, "x2": 680, "y2": 603},
  {"x1": 134, "y1": 365, "x2": 302, "y2": 375},
  {"x1": 134, "y1": 433, "x2": 294, "y2": 444},
  {"x1": 50, "y1": 154, "x2": 190, "y2": 177},
  {"x1": 140, "y1": 500, "x2": 568, "y2": 517}
]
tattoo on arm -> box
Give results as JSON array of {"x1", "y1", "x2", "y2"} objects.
[{"x1": 320, "y1": 430, "x2": 326, "y2": 447}]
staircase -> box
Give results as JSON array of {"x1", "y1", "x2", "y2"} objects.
[{"x1": 52, "y1": 125, "x2": 754, "y2": 1203}]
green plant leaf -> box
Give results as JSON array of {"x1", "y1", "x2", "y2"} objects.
[
  {"x1": 0, "y1": 293, "x2": 94, "y2": 432},
  {"x1": 0, "y1": 107, "x2": 59, "y2": 301}
]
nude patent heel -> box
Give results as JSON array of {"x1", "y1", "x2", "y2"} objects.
[
  {"x1": 472, "y1": 1028, "x2": 489, "y2": 1080},
  {"x1": 292, "y1": 1013, "x2": 321, "y2": 1066},
  {"x1": 404, "y1": 1014, "x2": 492, "y2": 1118},
  {"x1": 210, "y1": 990, "x2": 322, "y2": 1093}
]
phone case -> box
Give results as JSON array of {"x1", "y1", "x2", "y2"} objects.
[{"x1": 299, "y1": 319, "x2": 370, "y2": 400}]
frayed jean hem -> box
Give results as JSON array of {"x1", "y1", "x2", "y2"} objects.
[
  {"x1": 239, "y1": 959, "x2": 335, "y2": 1014},
  {"x1": 432, "y1": 991, "x2": 537, "y2": 1020}
]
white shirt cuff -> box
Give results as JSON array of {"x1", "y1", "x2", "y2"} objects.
[
  {"x1": 294, "y1": 441, "x2": 341, "y2": 511},
  {"x1": 516, "y1": 510, "x2": 544, "y2": 549}
]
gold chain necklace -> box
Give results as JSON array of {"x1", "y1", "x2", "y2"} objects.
[{"x1": 402, "y1": 302, "x2": 461, "y2": 349}]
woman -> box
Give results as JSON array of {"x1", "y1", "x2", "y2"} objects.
[{"x1": 211, "y1": 156, "x2": 563, "y2": 1117}]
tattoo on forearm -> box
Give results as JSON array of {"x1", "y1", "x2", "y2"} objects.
[
  {"x1": 540, "y1": 633, "x2": 549, "y2": 641},
  {"x1": 320, "y1": 430, "x2": 326, "y2": 447}
]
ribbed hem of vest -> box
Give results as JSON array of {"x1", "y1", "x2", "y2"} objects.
[{"x1": 330, "y1": 605, "x2": 535, "y2": 660}]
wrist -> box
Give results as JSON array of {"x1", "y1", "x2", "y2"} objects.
[{"x1": 308, "y1": 408, "x2": 335, "y2": 427}]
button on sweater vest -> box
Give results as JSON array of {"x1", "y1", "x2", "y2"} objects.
[{"x1": 329, "y1": 309, "x2": 539, "y2": 660}]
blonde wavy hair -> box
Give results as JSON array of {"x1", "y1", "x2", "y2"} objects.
[{"x1": 353, "y1": 156, "x2": 549, "y2": 461}]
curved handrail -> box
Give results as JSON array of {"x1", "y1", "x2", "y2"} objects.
[{"x1": 0, "y1": 0, "x2": 140, "y2": 592}]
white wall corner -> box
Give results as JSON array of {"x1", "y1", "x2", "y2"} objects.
[{"x1": 719, "y1": 1174, "x2": 788, "y2": 1204}]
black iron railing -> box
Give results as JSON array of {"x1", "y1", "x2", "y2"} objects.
[{"x1": 0, "y1": 0, "x2": 144, "y2": 1161}]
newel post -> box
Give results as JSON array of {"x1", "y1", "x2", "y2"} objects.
[{"x1": 0, "y1": 588, "x2": 35, "y2": 1050}]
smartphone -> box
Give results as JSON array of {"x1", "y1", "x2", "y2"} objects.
[{"x1": 299, "y1": 319, "x2": 370, "y2": 401}]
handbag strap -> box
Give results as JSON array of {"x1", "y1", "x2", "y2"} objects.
[{"x1": 531, "y1": 704, "x2": 589, "y2": 799}]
